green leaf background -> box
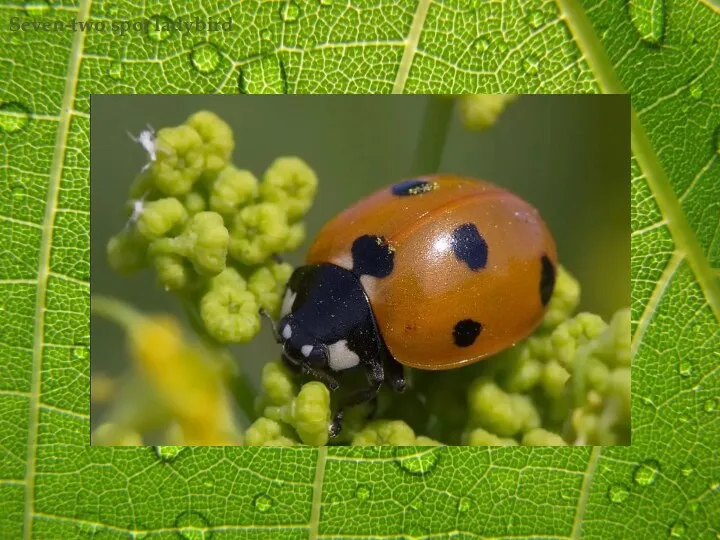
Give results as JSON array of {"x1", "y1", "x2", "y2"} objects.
[{"x1": 1, "y1": 0, "x2": 719, "y2": 538}]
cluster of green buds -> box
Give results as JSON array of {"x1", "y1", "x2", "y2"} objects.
[
  {"x1": 106, "y1": 111, "x2": 317, "y2": 344},
  {"x1": 247, "y1": 264, "x2": 631, "y2": 446}
]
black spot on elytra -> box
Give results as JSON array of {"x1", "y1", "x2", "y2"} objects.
[
  {"x1": 351, "y1": 235, "x2": 394, "y2": 278},
  {"x1": 391, "y1": 179, "x2": 436, "y2": 196},
  {"x1": 540, "y1": 255, "x2": 555, "y2": 306},
  {"x1": 452, "y1": 223, "x2": 488, "y2": 271},
  {"x1": 453, "y1": 319, "x2": 482, "y2": 347}
]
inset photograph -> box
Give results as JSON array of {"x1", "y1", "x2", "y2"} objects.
[{"x1": 90, "y1": 95, "x2": 630, "y2": 447}]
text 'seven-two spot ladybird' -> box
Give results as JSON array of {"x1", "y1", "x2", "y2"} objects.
[{"x1": 266, "y1": 175, "x2": 557, "y2": 437}]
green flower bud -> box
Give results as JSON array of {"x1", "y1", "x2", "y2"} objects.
[
  {"x1": 352, "y1": 420, "x2": 417, "y2": 446},
  {"x1": 541, "y1": 265, "x2": 581, "y2": 330},
  {"x1": 284, "y1": 222, "x2": 306, "y2": 251},
  {"x1": 466, "y1": 428, "x2": 518, "y2": 446},
  {"x1": 152, "y1": 125, "x2": 205, "y2": 196},
  {"x1": 248, "y1": 261, "x2": 293, "y2": 317},
  {"x1": 200, "y1": 268, "x2": 260, "y2": 343},
  {"x1": 187, "y1": 212, "x2": 229, "y2": 276},
  {"x1": 552, "y1": 313, "x2": 608, "y2": 370},
  {"x1": 184, "y1": 191, "x2": 207, "y2": 216},
  {"x1": 503, "y1": 350, "x2": 543, "y2": 393},
  {"x1": 468, "y1": 378, "x2": 539, "y2": 437},
  {"x1": 261, "y1": 360, "x2": 297, "y2": 407},
  {"x1": 209, "y1": 166, "x2": 259, "y2": 216},
  {"x1": 292, "y1": 382, "x2": 331, "y2": 446},
  {"x1": 136, "y1": 198, "x2": 188, "y2": 241},
  {"x1": 594, "y1": 308, "x2": 631, "y2": 368},
  {"x1": 186, "y1": 110, "x2": 234, "y2": 176},
  {"x1": 245, "y1": 417, "x2": 296, "y2": 446},
  {"x1": 542, "y1": 360, "x2": 571, "y2": 399},
  {"x1": 152, "y1": 253, "x2": 190, "y2": 291},
  {"x1": 261, "y1": 157, "x2": 318, "y2": 222},
  {"x1": 522, "y1": 428, "x2": 567, "y2": 446},
  {"x1": 585, "y1": 356, "x2": 610, "y2": 394},
  {"x1": 107, "y1": 230, "x2": 148, "y2": 275},
  {"x1": 229, "y1": 203, "x2": 289, "y2": 265},
  {"x1": 151, "y1": 212, "x2": 228, "y2": 277}
]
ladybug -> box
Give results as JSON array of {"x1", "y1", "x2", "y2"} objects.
[{"x1": 263, "y1": 175, "x2": 557, "y2": 437}]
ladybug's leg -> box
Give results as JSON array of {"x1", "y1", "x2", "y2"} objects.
[
  {"x1": 329, "y1": 381, "x2": 382, "y2": 439},
  {"x1": 329, "y1": 360, "x2": 385, "y2": 438},
  {"x1": 379, "y1": 338, "x2": 406, "y2": 393}
]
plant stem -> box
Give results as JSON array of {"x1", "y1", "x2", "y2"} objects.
[
  {"x1": 179, "y1": 295, "x2": 258, "y2": 426},
  {"x1": 408, "y1": 96, "x2": 455, "y2": 177},
  {"x1": 92, "y1": 295, "x2": 143, "y2": 330}
]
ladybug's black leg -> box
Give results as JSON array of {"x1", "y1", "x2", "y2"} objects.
[
  {"x1": 281, "y1": 352, "x2": 303, "y2": 374},
  {"x1": 329, "y1": 381, "x2": 382, "y2": 438},
  {"x1": 259, "y1": 307, "x2": 282, "y2": 343},
  {"x1": 329, "y1": 359, "x2": 385, "y2": 438},
  {"x1": 379, "y1": 338, "x2": 406, "y2": 393}
]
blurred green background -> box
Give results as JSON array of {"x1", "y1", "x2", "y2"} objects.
[{"x1": 90, "y1": 94, "x2": 629, "y2": 428}]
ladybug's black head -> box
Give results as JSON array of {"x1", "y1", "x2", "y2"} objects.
[{"x1": 277, "y1": 315, "x2": 329, "y2": 371}]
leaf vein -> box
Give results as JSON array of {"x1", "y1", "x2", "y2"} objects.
[
  {"x1": 22, "y1": 0, "x2": 91, "y2": 537},
  {"x1": 392, "y1": 0, "x2": 432, "y2": 94}
]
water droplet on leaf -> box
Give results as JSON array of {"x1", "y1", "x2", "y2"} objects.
[
  {"x1": 355, "y1": 485, "x2": 370, "y2": 500},
  {"x1": 280, "y1": 1, "x2": 300, "y2": 22},
  {"x1": 174, "y1": 511, "x2": 211, "y2": 540},
  {"x1": 239, "y1": 55, "x2": 287, "y2": 94},
  {"x1": 678, "y1": 361, "x2": 692, "y2": 377},
  {"x1": 253, "y1": 494, "x2": 274, "y2": 512},
  {"x1": 634, "y1": 459, "x2": 660, "y2": 486},
  {"x1": 704, "y1": 398, "x2": 718, "y2": 412},
  {"x1": 0, "y1": 102, "x2": 31, "y2": 134},
  {"x1": 395, "y1": 447, "x2": 443, "y2": 476},
  {"x1": 523, "y1": 55, "x2": 540, "y2": 74},
  {"x1": 191, "y1": 42, "x2": 222, "y2": 74},
  {"x1": 72, "y1": 347, "x2": 89, "y2": 360},
  {"x1": 108, "y1": 61, "x2": 123, "y2": 80},
  {"x1": 608, "y1": 484, "x2": 629, "y2": 503},
  {"x1": 154, "y1": 446, "x2": 183, "y2": 462},
  {"x1": 457, "y1": 496, "x2": 472, "y2": 512},
  {"x1": 689, "y1": 80, "x2": 703, "y2": 100},
  {"x1": 147, "y1": 15, "x2": 174, "y2": 42},
  {"x1": 474, "y1": 38, "x2": 489, "y2": 52},
  {"x1": 24, "y1": 0, "x2": 51, "y2": 16},
  {"x1": 628, "y1": 0, "x2": 665, "y2": 45},
  {"x1": 669, "y1": 521, "x2": 687, "y2": 537}
]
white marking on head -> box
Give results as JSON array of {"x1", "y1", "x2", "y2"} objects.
[
  {"x1": 327, "y1": 339, "x2": 360, "y2": 371},
  {"x1": 282, "y1": 324, "x2": 292, "y2": 340},
  {"x1": 280, "y1": 288, "x2": 297, "y2": 317},
  {"x1": 301, "y1": 344, "x2": 313, "y2": 358}
]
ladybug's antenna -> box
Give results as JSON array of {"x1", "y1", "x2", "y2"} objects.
[{"x1": 259, "y1": 307, "x2": 281, "y2": 343}]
